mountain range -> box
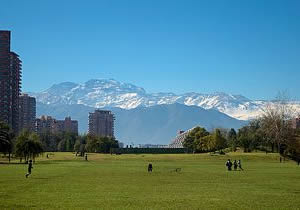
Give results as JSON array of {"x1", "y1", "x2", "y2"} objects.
[
  {"x1": 29, "y1": 78, "x2": 288, "y2": 120},
  {"x1": 29, "y1": 79, "x2": 299, "y2": 144}
]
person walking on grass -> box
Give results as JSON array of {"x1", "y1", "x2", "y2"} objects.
[
  {"x1": 238, "y1": 160, "x2": 244, "y2": 171},
  {"x1": 25, "y1": 160, "x2": 33, "y2": 178},
  {"x1": 226, "y1": 159, "x2": 232, "y2": 171},
  {"x1": 233, "y1": 160, "x2": 238, "y2": 171},
  {"x1": 148, "y1": 163, "x2": 153, "y2": 173}
]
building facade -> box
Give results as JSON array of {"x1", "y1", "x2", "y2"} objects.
[
  {"x1": 54, "y1": 117, "x2": 78, "y2": 134},
  {"x1": 88, "y1": 110, "x2": 114, "y2": 137},
  {"x1": 36, "y1": 116, "x2": 56, "y2": 134},
  {"x1": 19, "y1": 94, "x2": 36, "y2": 132},
  {"x1": 36, "y1": 116, "x2": 78, "y2": 134},
  {"x1": 0, "y1": 30, "x2": 22, "y2": 133}
]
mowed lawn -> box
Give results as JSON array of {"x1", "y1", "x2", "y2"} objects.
[{"x1": 0, "y1": 152, "x2": 300, "y2": 210}]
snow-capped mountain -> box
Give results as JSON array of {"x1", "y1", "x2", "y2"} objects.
[{"x1": 29, "y1": 79, "x2": 299, "y2": 120}]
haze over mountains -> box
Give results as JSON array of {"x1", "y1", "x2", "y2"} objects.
[{"x1": 29, "y1": 79, "x2": 299, "y2": 144}]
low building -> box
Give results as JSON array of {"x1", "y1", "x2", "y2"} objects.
[
  {"x1": 168, "y1": 127, "x2": 196, "y2": 148},
  {"x1": 36, "y1": 115, "x2": 56, "y2": 134},
  {"x1": 36, "y1": 116, "x2": 78, "y2": 134},
  {"x1": 54, "y1": 117, "x2": 78, "y2": 134},
  {"x1": 138, "y1": 144, "x2": 168, "y2": 148}
]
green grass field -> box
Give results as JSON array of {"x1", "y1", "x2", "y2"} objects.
[{"x1": 0, "y1": 152, "x2": 300, "y2": 209}]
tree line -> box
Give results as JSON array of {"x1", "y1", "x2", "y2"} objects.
[
  {"x1": 74, "y1": 134, "x2": 119, "y2": 156},
  {"x1": 183, "y1": 97, "x2": 300, "y2": 161},
  {"x1": 0, "y1": 122, "x2": 119, "y2": 163}
]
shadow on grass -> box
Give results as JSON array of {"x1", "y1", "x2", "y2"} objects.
[
  {"x1": 35, "y1": 159, "x2": 84, "y2": 165},
  {"x1": 1, "y1": 159, "x2": 82, "y2": 165},
  {"x1": 0, "y1": 161, "x2": 26, "y2": 165}
]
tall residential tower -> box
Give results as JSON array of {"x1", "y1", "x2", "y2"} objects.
[
  {"x1": 0, "y1": 30, "x2": 22, "y2": 133},
  {"x1": 19, "y1": 94, "x2": 36, "y2": 132},
  {"x1": 88, "y1": 110, "x2": 115, "y2": 137}
]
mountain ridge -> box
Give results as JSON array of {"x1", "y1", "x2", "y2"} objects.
[{"x1": 29, "y1": 78, "x2": 300, "y2": 121}]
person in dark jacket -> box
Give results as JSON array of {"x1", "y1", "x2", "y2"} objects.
[
  {"x1": 233, "y1": 160, "x2": 238, "y2": 171},
  {"x1": 225, "y1": 159, "x2": 232, "y2": 171},
  {"x1": 25, "y1": 160, "x2": 33, "y2": 178},
  {"x1": 148, "y1": 163, "x2": 153, "y2": 172}
]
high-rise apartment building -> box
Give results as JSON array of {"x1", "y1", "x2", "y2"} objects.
[
  {"x1": 88, "y1": 110, "x2": 114, "y2": 137},
  {"x1": 0, "y1": 31, "x2": 22, "y2": 133},
  {"x1": 19, "y1": 94, "x2": 36, "y2": 132}
]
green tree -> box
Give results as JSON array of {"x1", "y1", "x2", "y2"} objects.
[
  {"x1": 15, "y1": 130, "x2": 43, "y2": 162},
  {"x1": 182, "y1": 135, "x2": 195, "y2": 151},
  {"x1": 183, "y1": 127, "x2": 209, "y2": 152},
  {"x1": 39, "y1": 132, "x2": 60, "y2": 152},
  {"x1": 85, "y1": 135, "x2": 99, "y2": 152},
  {"x1": 227, "y1": 128, "x2": 237, "y2": 151},
  {"x1": 57, "y1": 139, "x2": 66, "y2": 152},
  {"x1": 213, "y1": 128, "x2": 227, "y2": 152},
  {"x1": 237, "y1": 126, "x2": 252, "y2": 152},
  {"x1": 195, "y1": 134, "x2": 215, "y2": 152},
  {"x1": 0, "y1": 121, "x2": 10, "y2": 146},
  {"x1": 98, "y1": 136, "x2": 119, "y2": 153},
  {"x1": 0, "y1": 121, "x2": 14, "y2": 162},
  {"x1": 74, "y1": 139, "x2": 81, "y2": 153},
  {"x1": 85, "y1": 135, "x2": 119, "y2": 153}
]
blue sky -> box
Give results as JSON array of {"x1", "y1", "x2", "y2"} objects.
[{"x1": 1, "y1": 0, "x2": 299, "y2": 100}]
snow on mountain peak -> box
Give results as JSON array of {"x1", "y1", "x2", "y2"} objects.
[{"x1": 29, "y1": 78, "x2": 300, "y2": 120}]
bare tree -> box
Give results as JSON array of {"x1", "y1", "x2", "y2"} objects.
[{"x1": 260, "y1": 91, "x2": 296, "y2": 153}]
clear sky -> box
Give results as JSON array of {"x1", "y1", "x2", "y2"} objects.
[{"x1": 1, "y1": 0, "x2": 299, "y2": 100}]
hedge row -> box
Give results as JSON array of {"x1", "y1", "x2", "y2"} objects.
[{"x1": 111, "y1": 148, "x2": 189, "y2": 154}]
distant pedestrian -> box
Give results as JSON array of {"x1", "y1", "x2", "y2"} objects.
[
  {"x1": 46, "y1": 154, "x2": 49, "y2": 158},
  {"x1": 233, "y1": 160, "x2": 238, "y2": 171},
  {"x1": 85, "y1": 154, "x2": 88, "y2": 161},
  {"x1": 148, "y1": 163, "x2": 153, "y2": 172},
  {"x1": 225, "y1": 159, "x2": 232, "y2": 171},
  {"x1": 238, "y1": 160, "x2": 243, "y2": 171},
  {"x1": 25, "y1": 160, "x2": 33, "y2": 178}
]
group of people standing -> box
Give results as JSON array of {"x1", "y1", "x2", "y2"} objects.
[{"x1": 226, "y1": 159, "x2": 243, "y2": 171}]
